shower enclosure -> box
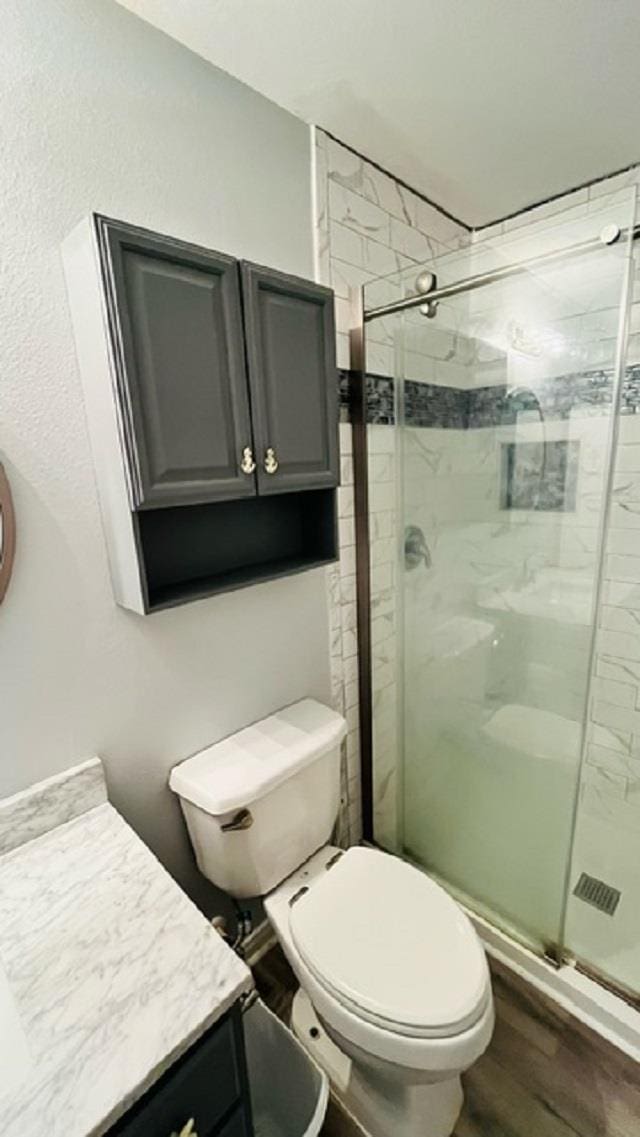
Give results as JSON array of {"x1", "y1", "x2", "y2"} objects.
[{"x1": 357, "y1": 185, "x2": 640, "y2": 1004}]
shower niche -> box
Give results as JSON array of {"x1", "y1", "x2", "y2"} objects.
[{"x1": 500, "y1": 439, "x2": 580, "y2": 511}]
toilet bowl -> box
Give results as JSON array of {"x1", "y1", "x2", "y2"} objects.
[
  {"x1": 170, "y1": 699, "x2": 494, "y2": 1137},
  {"x1": 265, "y1": 844, "x2": 494, "y2": 1137}
]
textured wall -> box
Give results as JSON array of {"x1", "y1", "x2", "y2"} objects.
[{"x1": 0, "y1": 0, "x2": 331, "y2": 917}]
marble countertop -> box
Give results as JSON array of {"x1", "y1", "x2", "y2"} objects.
[{"x1": 0, "y1": 760, "x2": 252, "y2": 1137}]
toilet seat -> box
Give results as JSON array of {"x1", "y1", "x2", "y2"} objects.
[{"x1": 288, "y1": 847, "x2": 490, "y2": 1040}]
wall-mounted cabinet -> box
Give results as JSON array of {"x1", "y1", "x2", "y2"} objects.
[
  {"x1": 63, "y1": 216, "x2": 338, "y2": 613},
  {"x1": 101, "y1": 223, "x2": 254, "y2": 510},
  {"x1": 241, "y1": 262, "x2": 339, "y2": 495}
]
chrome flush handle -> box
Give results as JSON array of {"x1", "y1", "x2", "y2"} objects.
[
  {"x1": 264, "y1": 447, "x2": 279, "y2": 474},
  {"x1": 220, "y1": 807, "x2": 254, "y2": 833},
  {"x1": 240, "y1": 446, "x2": 256, "y2": 474}
]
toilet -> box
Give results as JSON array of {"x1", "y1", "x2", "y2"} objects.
[{"x1": 170, "y1": 699, "x2": 494, "y2": 1137}]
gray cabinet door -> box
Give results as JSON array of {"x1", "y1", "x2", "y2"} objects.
[
  {"x1": 97, "y1": 217, "x2": 255, "y2": 509},
  {"x1": 241, "y1": 262, "x2": 339, "y2": 495}
]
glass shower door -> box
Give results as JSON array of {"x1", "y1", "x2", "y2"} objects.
[{"x1": 368, "y1": 187, "x2": 636, "y2": 957}]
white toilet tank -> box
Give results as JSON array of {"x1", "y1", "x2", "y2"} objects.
[{"x1": 169, "y1": 699, "x2": 347, "y2": 899}]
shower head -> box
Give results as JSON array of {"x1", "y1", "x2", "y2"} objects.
[{"x1": 505, "y1": 385, "x2": 545, "y2": 418}]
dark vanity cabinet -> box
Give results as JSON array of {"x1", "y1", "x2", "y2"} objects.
[
  {"x1": 63, "y1": 215, "x2": 339, "y2": 612},
  {"x1": 108, "y1": 1007, "x2": 253, "y2": 1137}
]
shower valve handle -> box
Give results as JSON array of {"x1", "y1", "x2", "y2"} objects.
[{"x1": 404, "y1": 525, "x2": 432, "y2": 571}]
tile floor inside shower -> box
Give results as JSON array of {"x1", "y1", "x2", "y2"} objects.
[{"x1": 567, "y1": 814, "x2": 640, "y2": 997}]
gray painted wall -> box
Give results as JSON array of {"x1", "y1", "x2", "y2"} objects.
[{"x1": 0, "y1": 0, "x2": 331, "y2": 916}]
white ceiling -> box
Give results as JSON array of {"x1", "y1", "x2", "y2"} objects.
[{"x1": 118, "y1": 0, "x2": 640, "y2": 227}]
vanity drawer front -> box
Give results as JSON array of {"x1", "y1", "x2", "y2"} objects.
[{"x1": 110, "y1": 1008, "x2": 250, "y2": 1137}]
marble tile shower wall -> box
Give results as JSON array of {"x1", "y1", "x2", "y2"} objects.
[
  {"x1": 402, "y1": 413, "x2": 609, "y2": 721},
  {"x1": 398, "y1": 182, "x2": 640, "y2": 875},
  {"x1": 317, "y1": 126, "x2": 640, "y2": 857},
  {"x1": 315, "y1": 128, "x2": 470, "y2": 844},
  {"x1": 473, "y1": 172, "x2": 640, "y2": 847},
  {"x1": 586, "y1": 410, "x2": 640, "y2": 829}
]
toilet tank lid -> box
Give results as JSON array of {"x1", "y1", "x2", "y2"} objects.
[{"x1": 169, "y1": 699, "x2": 346, "y2": 816}]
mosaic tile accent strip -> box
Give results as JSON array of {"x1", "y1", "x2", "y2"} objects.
[
  {"x1": 338, "y1": 369, "x2": 351, "y2": 422},
  {"x1": 367, "y1": 374, "x2": 395, "y2": 424},
  {"x1": 338, "y1": 364, "x2": 640, "y2": 428},
  {"x1": 468, "y1": 365, "x2": 640, "y2": 424},
  {"x1": 338, "y1": 370, "x2": 395, "y2": 424},
  {"x1": 467, "y1": 371, "x2": 614, "y2": 427},
  {"x1": 404, "y1": 379, "x2": 466, "y2": 429},
  {"x1": 621, "y1": 364, "x2": 640, "y2": 413},
  {"x1": 339, "y1": 370, "x2": 467, "y2": 427}
]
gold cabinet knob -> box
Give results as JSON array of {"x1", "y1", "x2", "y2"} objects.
[
  {"x1": 264, "y1": 447, "x2": 279, "y2": 474},
  {"x1": 171, "y1": 1119, "x2": 198, "y2": 1137},
  {"x1": 240, "y1": 446, "x2": 256, "y2": 475}
]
